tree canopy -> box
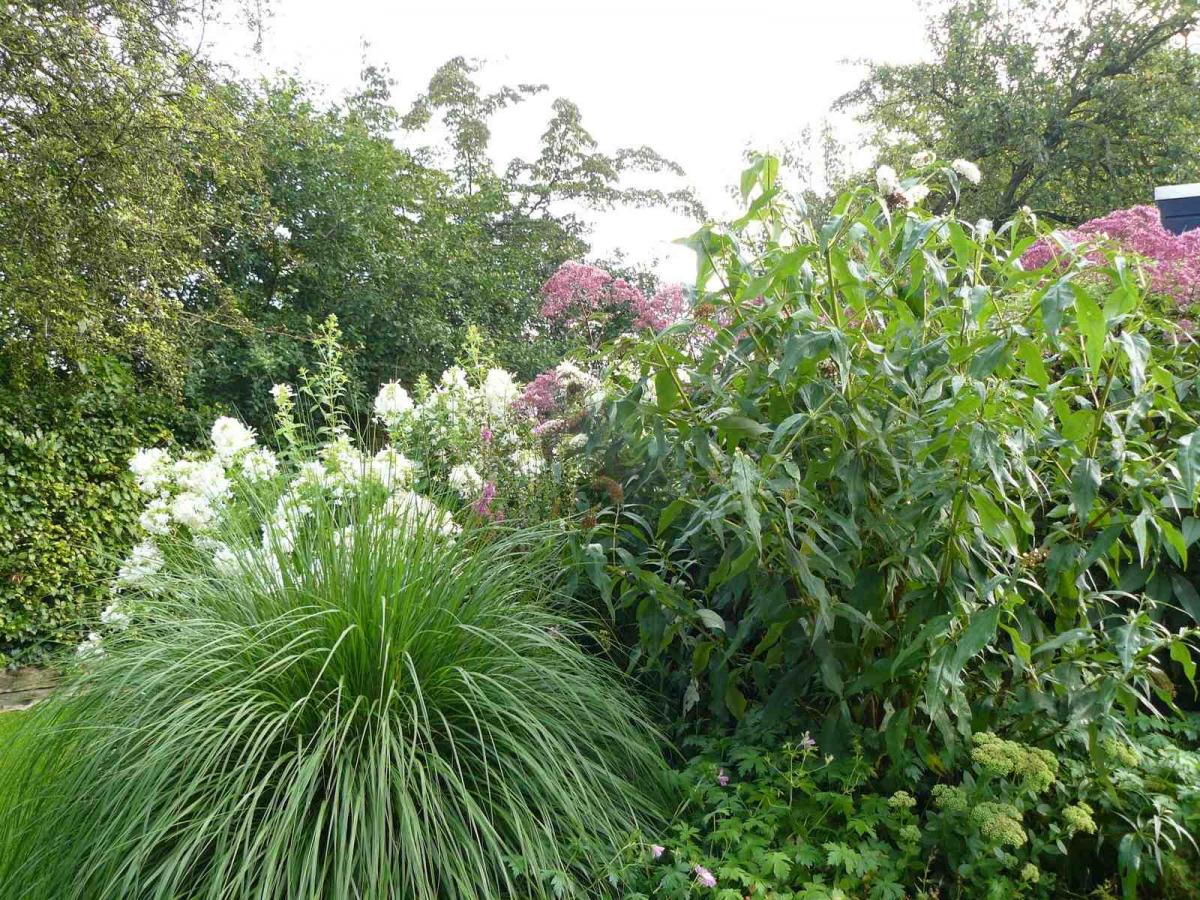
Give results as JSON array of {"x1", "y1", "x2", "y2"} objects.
[
  {"x1": 0, "y1": 0, "x2": 262, "y2": 385},
  {"x1": 839, "y1": 0, "x2": 1200, "y2": 223}
]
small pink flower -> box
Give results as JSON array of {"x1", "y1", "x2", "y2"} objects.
[
  {"x1": 651, "y1": 844, "x2": 665, "y2": 859},
  {"x1": 479, "y1": 426, "x2": 493, "y2": 444},
  {"x1": 800, "y1": 732, "x2": 816, "y2": 750},
  {"x1": 693, "y1": 865, "x2": 716, "y2": 888},
  {"x1": 517, "y1": 368, "x2": 565, "y2": 419},
  {"x1": 716, "y1": 768, "x2": 729, "y2": 787},
  {"x1": 474, "y1": 481, "x2": 497, "y2": 518},
  {"x1": 1021, "y1": 205, "x2": 1200, "y2": 309}
]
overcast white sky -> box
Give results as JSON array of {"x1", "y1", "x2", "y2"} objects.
[{"x1": 210, "y1": 0, "x2": 929, "y2": 280}]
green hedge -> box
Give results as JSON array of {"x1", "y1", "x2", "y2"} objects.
[{"x1": 0, "y1": 368, "x2": 188, "y2": 665}]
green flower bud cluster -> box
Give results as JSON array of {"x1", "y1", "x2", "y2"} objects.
[
  {"x1": 932, "y1": 783, "x2": 968, "y2": 813},
  {"x1": 1103, "y1": 738, "x2": 1140, "y2": 768},
  {"x1": 969, "y1": 802, "x2": 1027, "y2": 847},
  {"x1": 971, "y1": 732, "x2": 1058, "y2": 793},
  {"x1": 888, "y1": 790, "x2": 917, "y2": 810},
  {"x1": 1062, "y1": 802, "x2": 1097, "y2": 835}
]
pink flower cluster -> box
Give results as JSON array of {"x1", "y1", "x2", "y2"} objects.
[
  {"x1": 539, "y1": 262, "x2": 615, "y2": 323},
  {"x1": 1023, "y1": 206, "x2": 1200, "y2": 308},
  {"x1": 517, "y1": 368, "x2": 565, "y2": 418},
  {"x1": 474, "y1": 481, "x2": 501, "y2": 520},
  {"x1": 539, "y1": 261, "x2": 689, "y2": 331},
  {"x1": 635, "y1": 283, "x2": 689, "y2": 331}
]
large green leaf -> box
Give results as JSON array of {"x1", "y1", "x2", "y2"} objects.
[{"x1": 1071, "y1": 457, "x2": 1101, "y2": 520}]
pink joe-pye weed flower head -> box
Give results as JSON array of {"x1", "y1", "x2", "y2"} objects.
[
  {"x1": 539, "y1": 261, "x2": 615, "y2": 323},
  {"x1": 518, "y1": 368, "x2": 565, "y2": 419},
  {"x1": 539, "y1": 261, "x2": 689, "y2": 332},
  {"x1": 651, "y1": 844, "x2": 665, "y2": 859},
  {"x1": 633, "y1": 283, "x2": 690, "y2": 331},
  {"x1": 473, "y1": 480, "x2": 497, "y2": 518},
  {"x1": 1022, "y1": 205, "x2": 1200, "y2": 310},
  {"x1": 693, "y1": 865, "x2": 717, "y2": 888}
]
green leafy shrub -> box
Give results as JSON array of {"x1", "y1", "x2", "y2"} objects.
[
  {"x1": 584, "y1": 154, "x2": 1200, "y2": 754},
  {"x1": 615, "y1": 722, "x2": 1200, "y2": 899},
  {"x1": 0, "y1": 363, "x2": 186, "y2": 665},
  {"x1": 0, "y1": 488, "x2": 666, "y2": 899}
]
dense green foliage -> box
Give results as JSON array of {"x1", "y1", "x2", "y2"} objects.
[
  {"x1": 0, "y1": 0, "x2": 262, "y2": 384},
  {"x1": 186, "y1": 75, "x2": 570, "y2": 426},
  {"x1": 183, "y1": 57, "x2": 697, "y2": 428},
  {"x1": 598, "y1": 157, "x2": 1200, "y2": 736},
  {"x1": 572, "y1": 156, "x2": 1200, "y2": 894},
  {"x1": 1, "y1": 2, "x2": 692, "y2": 653},
  {"x1": 839, "y1": 0, "x2": 1200, "y2": 223},
  {"x1": 617, "y1": 718, "x2": 1200, "y2": 898},
  {"x1": 0, "y1": 366, "x2": 184, "y2": 665},
  {"x1": 0, "y1": 498, "x2": 667, "y2": 898},
  {"x1": 7, "y1": 1, "x2": 1200, "y2": 895}
]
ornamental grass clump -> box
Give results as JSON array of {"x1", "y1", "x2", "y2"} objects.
[{"x1": 0, "y1": 487, "x2": 667, "y2": 898}]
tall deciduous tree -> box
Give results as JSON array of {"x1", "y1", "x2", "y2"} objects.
[
  {"x1": 185, "y1": 74, "x2": 584, "y2": 427},
  {"x1": 0, "y1": 0, "x2": 263, "y2": 385},
  {"x1": 838, "y1": 0, "x2": 1200, "y2": 223},
  {"x1": 187, "y1": 60, "x2": 699, "y2": 427}
]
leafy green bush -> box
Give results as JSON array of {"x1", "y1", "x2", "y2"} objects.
[
  {"x1": 0, "y1": 364, "x2": 184, "y2": 665},
  {"x1": 0, "y1": 487, "x2": 666, "y2": 899},
  {"x1": 615, "y1": 721, "x2": 1200, "y2": 899},
  {"x1": 585, "y1": 155, "x2": 1200, "y2": 754}
]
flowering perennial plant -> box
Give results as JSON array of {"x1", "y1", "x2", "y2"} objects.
[
  {"x1": 612, "y1": 726, "x2": 1155, "y2": 899},
  {"x1": 1023, "y1": 204, "x2": 1200, "y2": 316},
  {"x1": 89, "y1": 330, "x2": 609, "y2": 658},
  {"x1": 539, "y1": 260, "x2": 690, "y2": 340},
  {"x1": 383, "y1": 356, "x2": 602, "y2": 525}
]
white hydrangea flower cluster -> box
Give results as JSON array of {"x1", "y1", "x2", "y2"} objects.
[
  {"x1": 382, "y1": 490, "x2": 461, "y2": 537},
  {"x1": 210, "y1": 416, "x2": 256, "y2": 459},
  {"x1": 382, "y1": 365, "x2": 529, "y2": 465},
  {"x1": 370, "y1": 446, "x2": 416, "y2": 490},
  {"x1": 374, "y1": 382, "x2": 414, "y2": 427},
  {"x1": 115, "y1": 540, "x2": 163, "y2": 587},
  {"x1": 481, "y1": 368, "x2": 519, "y2": 416},
  {"x1": 241, "y1": 447, "x2": 279, "y2": 482},
  {"x1": 874, "y1": 155, "x2": 981, "y2": 209}
]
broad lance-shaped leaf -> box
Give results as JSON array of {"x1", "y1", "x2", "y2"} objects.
[
  {"x1": 1171, "y1": 641, "x2": 1197, "y2": 690},
  {"x1": 1073, "y1": 288, "x2": 1106, "y2": 374},
  {"x1": 1178, "y1": 429, "x2": 1200, "y2": 501},
  {"x1": 1039, "y1": 279, "x2": 1074, "y2": 338},
  {"x1": 1071, "y1": 457, "x2": 1100, "y2": 520},
  {"x1": 950, "y1": 605, "x2": 1002, "y2": 673},
  {"x1": 654, "y1": 368, "x2": 679, "y2": 412},
  {"x1": 695, "y1": 608, "x2": 725, "y2": 633},
  {"x1": 1118, "y1": 331, "x2": 1150, "y2": 394}
]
